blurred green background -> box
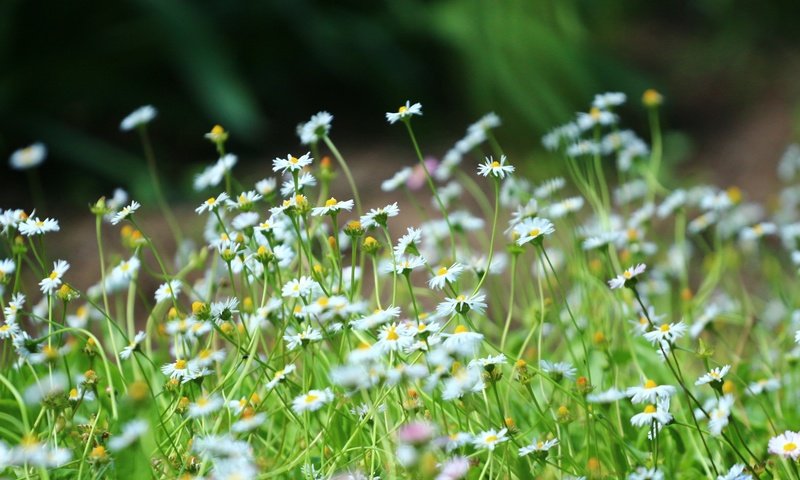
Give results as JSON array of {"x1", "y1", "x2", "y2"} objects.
[{"x1": 2, "y1": 0, "x2": 800, "y2": 209}]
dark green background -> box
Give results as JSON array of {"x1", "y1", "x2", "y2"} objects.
[{"x1": 2, "y1": 0, "x2": 799, "y2": 209}]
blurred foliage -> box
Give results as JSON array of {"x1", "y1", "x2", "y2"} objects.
[{"x1": 1, "y1": 0, "x2": 799, "y2": 207}]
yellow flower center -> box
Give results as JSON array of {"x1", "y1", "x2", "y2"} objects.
[
  {"x1": 456, "y1": 295, "x2": 466, "y2": 301},
  {"x1": 490, "y1": 161, "x2": 500, "y2": 168},
  {"x1": 386, "y1": 326, "x2": 399, "y2": 341},
  {"x1": 485, "y1": 435, "x2": 498, "y2": 443},
  {"x1": 536, "y1": 441, "x2": 544, "y2": 449},
  {"x1": 529, "y1": 228, "x2": 540, "y2": 237},
  {"x1": 659, "y1": 324, "x2": 671, "y2": 332},
  {"x1": 643, "y1": 404, "x2": 657, "y2": 414},
  {"x1": 174, "y1": 359, "x2": 187, "y2": 370},
  {"x1": 304, "y1": 394, "x2": 318, "y2": 404},
  {"x1": 289, "y1": 156, "x2": 299, "y2": 165},
  {"x1": 317, "y1": 296, "x2": 329, "y2": 307},
  {"x1": 398, "y1": 106, "x2": 408, "y2": 114},
  {"x1": 644, "y1": 379, "x2": 657, "y2": 389},
  {"x1": 325, "y1": 197, "x2": 338, "y2": 207},
  {"x1": 437, "y1": 267, "x2": 448, "y2": 276},
  {"x1": 49, "y1": 270, "x2": 59, "y2": 280},
  {"x1": 206, "y1": 197, "x2": 215, "y2": 205},
  {"x1": 590, "y1": 107, "x2": 601, "y2": 120},
  {"x1": 197, "y1": 397, "x2": 208, "y2": 407},
  {"x1": 90, "y1": 445, "x2": 107, "y2": 459},
  {"x1": 454, "y1": 325, "x2": 469, "y2": 334},
  {"x1": 784, "y1": 442, "x2": 797, "y2": 452},
  {"x1": 623, "y1": 271, "x2": 633, "y2": 279}
]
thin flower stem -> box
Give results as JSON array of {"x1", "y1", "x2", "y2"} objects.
[
  {"x1": 137, "y1": 125, "x2": 183, "y2": 245},
  {"x1": 473, "y1": 178, "x2": 500, "y2": 295},
  {"x1": 321, "y1": 135, "x2": 362, "y2": 216},
  {"x1": 403, "y1": 120, "x2": 457, "y2": 260}
]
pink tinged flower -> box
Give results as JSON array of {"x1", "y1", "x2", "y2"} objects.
[
  {"x1": 398, "y1": 421, "x2": 436, "y2": 445},
  {"x1": 407, "y1": 157, "x2": 439, "y2": 190}
]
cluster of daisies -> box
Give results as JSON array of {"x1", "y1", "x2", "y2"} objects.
[{"x1": 1, "y1": 93, "x2": 799, "y2": 480}]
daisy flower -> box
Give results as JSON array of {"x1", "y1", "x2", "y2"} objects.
[
  {"x1": 188, "y1": 394, "x2": 224, "y2": 418},
  {"x1": 746, "y1": 378, "x2": 781, "y2": 396},
  {"x1": 630, "y1": 398, "x2": 672, "y2": 428},
  {"x1": 587, "y1": 388, "x2": 628, "y2": 404},
  {"x1": 0, "y1": 258, "x2": 15, "y2": 282},
  {"x1": 204, "y1": 124, "x2": 228, "y2": 144},
  {"x1": 701, "y1": 395, "x2": 734, "y2": 436},
  {"x1": 120, "y1": 105, "x2": 157, "y2": 131},
  {"x1": 441, "y1": 325, "x2": 484, "y2": 357},
  {"x1": 477, "y1": 155, "x2": 515, "y2": 179},
  {"x1": 472, "y1": 428, "x2": 508, "y2": 451},
  {"x1": 394, "y1": 227, "x2": 422, "y2": 256},
  {"x1": 194, "y1": 155, "x2": 238, "y2": 191},
  {"x1": 627, "y1": 379, "x2": 676, "y2": 404},
  {"x1": 232, "y1": 411, "x2": 267, "y2": 433},
  {"x1": 297, "y1": 111, "x2": 333, "y2": 145},
  {"x1": 39, "y1": 260, "x2": 70, "y2": 295},
  {"x1": 9, "y1": 143, "x2": 46, "y2": 170},
  {"x1": 266, "y1": 364, "x2": 296, "y2": 390},
  {"x1": 281, "y1": 276, "x2": 321, "y2": 298},
  {"x1": 381, "y1": 167, "x2": 413, "y2": 192},
  {"x1": 717, "y1": 464, "x2": 752, "y2": 480},
  {"x1": 518, "y1": 438, "x2": 559, "y2": 457},
  {"x1": 628, "y1": 467, "x2": 664, "y2": 480},
  {"x1": 18, "y1": 216, "x2": 60, "y2": 236},
  {"x1": 311, "y1": 197, "x2": 354, "y2": 216},
  {"x1": 428, "y1": 263, "x2": 464, "y2": 290},
  {"x1": 513, "y1": 217, "x2": 555, "y2": 246},
  {"x1": 608, "y1": 263, "x2": 646, "y2": 289},
  {"x1": 154, "y1": 280, "x2": 182, "y2": 304},
  {"x1": 195, "y1": 192, "x2": 230, "y2": 214},
  {"x1": 576, "y1": 107, "x2": 617, "y2": 130},
  {"x1": 360, "y1": 202, "x2": 400, "y2": 229},
  {"x1": 292, "y1": 388, "x2": 334, "y2": 414},
  {"x1": 161, "y1": 358, "x2": 193, "y2": 380},
  {"x1": 436, "y1": 293, "x2": 487, "y2": 317},
  {"x1": 226, "y1": 190, "x2": 263, "y2": 211},
  {"x1": 436, "y1": 456, "x2": 470, "y2": 480},
  {"x1": 255, "y1": 177, "x2": 277, "y2": 196},
  {"x1": 385, "y1": 101, "x2": 422, "y2": 124},
  {"x1": 280, "y1": 172, "x2": 317, "y2": 196},
  {"x1": 545, "y1": 196, "x2": 584, "y2": 218},
  {"x1": 108, "y1": 419, "x2": 149, "y2": 452},
  {"x1": 272, "y1": 153, "x2": 313, "y2": 173},
  {"x1": 388, "y1": 255, "x2": 427, "y2": 275},
  {"x1": 120, "y1": 331, "x2": 146, "y2": 360},
  {"x1": 768, "y1": 431, "x2": 800, "y2": 460},
  {"x1": 284, "y1": 325, "x2": 323, "y2": 351},
  {"x1": 643, "y1": 321, "x2": 688, "y2": 345},
  {"x1": 592, "y1": 92, "x2": 626, "y2": 109},
  {"x1": 695, "y1": 365, "x2": 731, "y2": 386},
  {"x1": 540, "y1": 360, "x2": 577, "y2": 381},
  {"x1": 110, "y1": 201, "x2": 140, "y2": 225},
  {"x1": 350, "y1": 306, "x2": 402, "y2": 331},
  {"x1": 376, "y1": 322, "x2": 414, "y2": 352},
  {"x1": 740, "y1": 222, "x2": 777, "y2": 242}
]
